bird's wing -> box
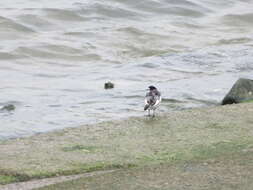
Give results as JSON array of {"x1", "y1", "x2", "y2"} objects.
[
  {"x1": 144, "y1": 93, "x2": 152, "y2": 105},
  {"x1": 144, "y1": 97, "x2": 149, "y2": 105},
  {"x1": 144, "y1": 104, "x2": 150, "y2": 110},
  {"x1": 144, "y1": 95, "x2": 152, "y2": 110},
  {"x1": 153, "y1": 96, "x2": 162, "y2": 107}
]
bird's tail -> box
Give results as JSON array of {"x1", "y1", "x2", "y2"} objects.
[{"x1": 144, "y1": 104, "x2": 150, "y2": 111}]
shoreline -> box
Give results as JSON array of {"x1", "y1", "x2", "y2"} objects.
[
  {"x1": 1, "y1": 103, "x2": 253, "y2": 188},
  {"x1": 0, "y1": 103, "x2": 216, "y2": 142}
]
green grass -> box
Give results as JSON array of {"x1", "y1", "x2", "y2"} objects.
[
  {"x1": 2, "y1": 139, "x2": 248, "y2": 185},
  {"x1": 2, "y1": 140, "x2": 248, "y2": 185},
  {"x1": 62, "y1": 145, "x2": 99, "y2": 153},
  {"x1": 135, "y1": 139, "x2": 252, "y2": 165},
  {"x1": 46, "y1": 162, "x2": 137, "y2": 177},
  {"x1": 191, "y1": 140, "x2": 250, "y2": 159},
  {"x1": 0, "y1": 170, "x2": 30, "y2": 185},
  {"x1": 0, "y1": 175, "x2": 17, "y2": 184},
  {"x1": 0, "y1": 162, "x2": 137, "y2": 185},
  {"x1": 38, "y1": 141, "x2": 253, "y2": 190}
]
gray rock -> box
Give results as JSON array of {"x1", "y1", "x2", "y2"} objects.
[
  {"x1": 1, "y1": 104, "x2": 16, "y2": 111},
  {"x1": 104, "y1": 82, "x2": 114, "y2": 89},
  {"x1": 222, "y1": 78, "x2": 253, "y2": 105}
]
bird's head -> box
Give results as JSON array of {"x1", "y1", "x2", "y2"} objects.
[{"x1": 148, "y1": 86, "x2": 157, "y2": 91}]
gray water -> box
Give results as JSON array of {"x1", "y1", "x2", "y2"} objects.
[{"x1": 0, "y1": 0, "x2": 253, "y2": 139}]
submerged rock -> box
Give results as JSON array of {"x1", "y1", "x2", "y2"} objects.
[
  {"x1": 1, "y1": 104, "x2": 16, "y2": 111},
  {"x1": 104, "y1": 82, "x2": 114, "y2": 89},
  {"x1": 222, "y1": 78, "x2": 253, "y2": 105}
]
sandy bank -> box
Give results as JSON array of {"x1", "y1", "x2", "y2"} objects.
[{"x1": 0, "y1": 103, "x2": 253, "y2": 187}]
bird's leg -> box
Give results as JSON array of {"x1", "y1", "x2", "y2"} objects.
[
  {"x1": 148, "y1": 109, "x2": 150, "y2": 117},
  {"x1": 152, "y1": 109, "x2": 155, "y2": 117}
]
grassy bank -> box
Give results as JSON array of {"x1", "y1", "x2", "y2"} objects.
[
  {"x1": 0, "y1": 103, "x2": 253, "y2": 186},
  {"x1": 38, "y1": 147, "x2": 253, "y2": 190}
]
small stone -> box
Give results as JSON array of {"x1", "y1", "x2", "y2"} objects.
[
  {"x1": 104, "y1": 82, "x2": 114, "y2": 89},
  {"x1": 1, "y1": 104, "x2": 15, "y2": 111}
]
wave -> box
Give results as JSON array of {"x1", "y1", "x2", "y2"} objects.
[
  {"x1": 0, "y1": 16, "x2": 35, "y2": 33},
  {"x1": 222, "y1": 13, "x2": 253, "y2": 26},
  {"x1": 15, "y1": 46, "x2": 101, "y2": 61},
  {"x1": 1, "y1": 0, "x2": 253, "y2": 139}
]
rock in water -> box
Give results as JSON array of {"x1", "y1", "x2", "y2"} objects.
[
  {"x1": 222, "y1": 78, "x2": 253, "y2": 105},
  {"x1": 1, "y1": 104, "x2": 15, "y2": 111},
  {"x1": 104, "y1": 82, "x2": 114, "y2": 89}
]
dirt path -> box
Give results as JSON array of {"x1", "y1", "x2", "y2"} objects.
[{"x1": 0, "y1": 170, "x2": 116, "y2": 190}]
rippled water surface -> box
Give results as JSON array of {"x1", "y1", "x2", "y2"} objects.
[{"x1": 1, "y1": 0, "x2": 253, "y2": 139}]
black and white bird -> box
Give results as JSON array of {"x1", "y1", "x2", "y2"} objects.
[{"x1": 144, "y1": 86, "x2": 161, "y2": 117}]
